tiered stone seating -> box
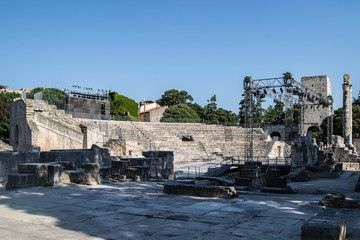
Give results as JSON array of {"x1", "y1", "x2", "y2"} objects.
[{"x1": 103, "y1": 122, "x2": 272, "y2": 164}]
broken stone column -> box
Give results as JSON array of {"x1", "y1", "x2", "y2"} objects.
[{"x1": 343, "y1": 74, "x2": 355, "y2": 152}]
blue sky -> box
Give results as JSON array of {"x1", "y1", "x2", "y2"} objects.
[{"x1": 1, "y1": 0, "x2": 359, "y2": 113}]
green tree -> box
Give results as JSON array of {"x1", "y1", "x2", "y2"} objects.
[
  {"x1": 187, "y1": 102, "x2": 206, "y2": 119},
  {"x1": 263, "y1": 105, "x2": 277, "y2": 126},
  {"x1": 161, "y1": 104, "x2": 200, "y2": 122},
  {"x1": 205, "y1": 95, "x2": 217, "y2": 114},
  {"x1": 157, "y1": 89, "x2": 193, "y2": 106},
  {"x1": 353, "y1": 91, "x2": 360, "y2": 107},
  {"x1": 0, "y1": 92, "x2": 21, "y2": 138},
  {"x1": 238, "y1": 95, "x2": 264, "y2": 127},
  {"x1": 109, "y1": 91, "x2": 139, "y2": 120},
  {"x1": 27, "y1": 87, "x2": 67, "y2": 109},
  {"x1": 203, "y1": 95, "x2": 237, "y2": 125},
  {"x1": 353, "y1": 106, "x2": 360, "y2": 138}
]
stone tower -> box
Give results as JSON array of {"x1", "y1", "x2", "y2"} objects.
[
  {"x1": 342, "y1": 74, "x2": 355, "y2": 152},
  {"x1": 301, "y1": 75, "x2": 332, "y2": 135}
]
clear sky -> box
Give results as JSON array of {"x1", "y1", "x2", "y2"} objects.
[{"x1": 1, "y1": 0, "x2": 359, "y2": 113}]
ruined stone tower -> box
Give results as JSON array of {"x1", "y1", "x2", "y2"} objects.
[
  {"x1": 342, "y1": 74, "x2": 355, "y2": 152},
  {"x1": 301, "y1": 75, "x2": 332, "y2": 135}
]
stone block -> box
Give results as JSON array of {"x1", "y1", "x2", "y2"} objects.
[
  {"x1": 47, "y1": 164, "x2": 62, "y2": 186},
  {"x1": 235, "y1": 177, "x2": 252, "y2": 186},
  {"x1": 124, "y1": 168, "x2": 140, "y2": 179},
  {"x1": 6, "y1": 173, "x2": 37, "y2": 190},
  {"x1": 100, "y1": 166, "x2": 112, "y2": 178},
  {"x1": 61, "y1": 171, "x2": 71, "y2": 184},
  {"x1": 82, "y1": 163, "x2": 100, "y2": 185},
  {"x1": 301, "y1": 219, "x2": 346, "y2": 240},
  {"x1": 59, "y1": 161, "x2": 76, "y2": 170},
  {"x1": 111, "y1": 160, "x2": 130, "y2": 174},
  {"x1": 265, "y1": 176, "x2": 287, "y2": 188},
  {"x1": 320, "y1": 194, "x2": 345, "y2": 208},
  {"x1": 18, "y1": 163, "x2": 48, "y2": 175},
  {"x1": 18, "y1": 163, "x2": 49, "y2": 185},
  {"x1": 163, "y1": 182, "x2": 236, "y2": 198},
  {"x1": 69, "y1": 171, "x2": 84, "y2": 184},
  {"x1": 239, "y1": 168, "x2": 259, "y2": 179}
]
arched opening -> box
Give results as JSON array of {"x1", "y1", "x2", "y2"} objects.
[
  {"x1": 270, "y1": 132, "x2": 281, "y2": 140},
  {"x1": 307, "y1": 126, "x2": 321, "y2": 144}
]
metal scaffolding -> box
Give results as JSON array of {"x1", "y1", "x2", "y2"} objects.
[{"x1": 242, "y1": 72, "x2": 333, "y2": 161}]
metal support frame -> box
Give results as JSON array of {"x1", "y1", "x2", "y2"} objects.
[
  {"x1": 242, "y1": 72, "x2": 333, "y2": 161},
  {"x1": 244, "y1": 76, "x2": 254, "y2": 162}
]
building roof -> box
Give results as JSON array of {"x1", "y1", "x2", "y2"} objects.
[{"x1": 139, "y1": 106, "x2": 167, "y2": 114}]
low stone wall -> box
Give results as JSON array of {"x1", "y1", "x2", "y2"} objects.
[
  {"x1": 39, "y1": 145, "x2": 111, "y2": 168},
  {"x1": 163, "y1": 182, "x2": 236, "y2": 198},
  {"x1": 0, "y1": 145, "x2": 111, "y2": 184},
  {"x1": 0, "y1": 151, "x2": 40, "y2": 184}
]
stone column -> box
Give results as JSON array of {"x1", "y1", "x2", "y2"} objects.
[{"x1": 342, "y1": 74, "x2": 355, "y2": 152}]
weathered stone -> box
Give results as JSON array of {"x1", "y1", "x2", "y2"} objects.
[
  {"x1": 301, "y1": 219, "x2": 346, "y2": 240},
  {"x1": 320, "y1": 194, "x2": 346, "y2": 208},
  {"x1": 343, "y1": 74, "x2": 355, "y2": 152},
  {"x1": 47, "y1": 164, "x2": 62, "y2": 186},
  {"x1": 82, "y1": 163, "x2": 100, "y2": 185},
  {"x1": 69, "y1": 171, "x2": 83, "y2": 184},
  {"x1": 6, "y1": 173, "x2": 37, "y2": 190},
  {"x1": 163, "y1": 182, "x2": 236, "y2": 198}
]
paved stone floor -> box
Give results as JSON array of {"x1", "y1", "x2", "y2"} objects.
[{"x1": 1, "y1": 171, "x2": 360, "y2": 240}]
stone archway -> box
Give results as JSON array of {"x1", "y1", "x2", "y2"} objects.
[
  {"x1": 307, "y1": 126, "x2": 320, "y2": 137},
  {"x1": 270, "y1": 131, "x2": 281, "y2": 140}
]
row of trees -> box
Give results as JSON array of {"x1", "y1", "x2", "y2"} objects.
[
  {"x1": 238, "y1": 96, "x2": 300, "y2": 128},
  {"x1": 157, "y1": 89, "x2": 238, "y2": 125}
]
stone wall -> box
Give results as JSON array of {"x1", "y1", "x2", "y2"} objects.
[
  {"x1": 10, "y1": 99, "x2": 84, "y2": 151},
  {"x1": 0, "y1": 146, "x2": 111, "y2": 184},
  {"x1": 66, "y1": 97, "x2": 110, "y2": 120},
  {"x1": 149, "y1": 107, "x2": 167, "y2": 122},
  {"x1": 266, "y1": 140, "x2": 292, "y2": 159},
  {"x1": 264, "y1": 125, "x2": 298, "y2": 141},
  {"x1": 39, "y1": 145, "x2": 111, "y2": 168},
  {"x1": 9, "y1": 99, "x2": 32, "y2": 151}
]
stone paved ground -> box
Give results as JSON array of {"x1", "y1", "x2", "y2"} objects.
[{"x1": 0, "y1": 171, "x2": 360, "y2": 240}]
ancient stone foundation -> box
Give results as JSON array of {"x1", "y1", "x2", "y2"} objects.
[
  {"x1": 163, "y1": 181, "x2": 237, "y2": 198},
  {"x1": 6, "y1": 163, "x2": 62, "y2": 190}
]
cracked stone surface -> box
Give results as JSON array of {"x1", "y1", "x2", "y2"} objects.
[{"x1": 0, "y1": 171, "x2": 360, "y2": 239}]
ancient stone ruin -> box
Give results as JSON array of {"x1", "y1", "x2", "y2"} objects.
[{"x1": 1, "y1": 73, "x2": 360, "y2": 239}]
